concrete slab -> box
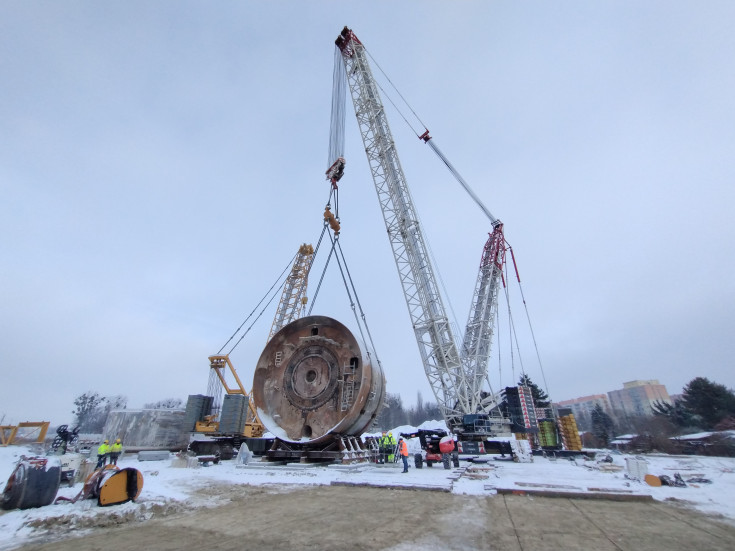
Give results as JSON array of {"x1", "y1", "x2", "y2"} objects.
[
  {"x1": 497, "y1": 487, "x2": 654, "y2": 501},
  {"x1": 15, "y1": 486, "x2": 735, "y2": 551}
]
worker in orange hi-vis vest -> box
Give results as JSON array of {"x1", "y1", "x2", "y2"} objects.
[{"x1": 398, "y1": 437, "x2": 409, "y2": 473}]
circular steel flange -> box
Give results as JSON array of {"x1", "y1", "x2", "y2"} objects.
[{"x1": 252, "y1": 315, "x2": 385, "y2": 445}]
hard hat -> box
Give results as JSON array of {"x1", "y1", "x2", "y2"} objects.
[
  {"x1": 116, "y1": 438, "x2": 121, "y2": 443},
  {"x1": 104, "y1": 440, "x2": 108, "y2": 443}
]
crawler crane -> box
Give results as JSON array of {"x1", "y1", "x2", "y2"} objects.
[
  {"x1": 335, "y1": 27, "x2": 522, "y2": 452},
  {"x1": 189, "y1": 243, "x2": 314, "y2": 458}
]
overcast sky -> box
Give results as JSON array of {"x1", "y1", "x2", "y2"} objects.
[{"x1": 2, "y1": 2, "x2": 734, "y2": 426}]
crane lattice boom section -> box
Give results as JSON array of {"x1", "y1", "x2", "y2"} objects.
[
  {"x1": 268, "y1": 243, "x2": 314, "y2": 341},
  {"x1": 461, "y1": 223, "x2": 507, "y2": 404},
  {"x1": 337, "y1": 28, "x2": 479, "y2": 427}
]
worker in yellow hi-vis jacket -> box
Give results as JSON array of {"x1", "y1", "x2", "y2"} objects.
[
  {"x1": 387, "y1": 431, "x2": 397, "y2": 463},
  {"x1": 96, "y1": 440, "x2": 110, "y2": 469},
  {"x1": 109, "y1": 438, "x2": 123, "y2": 465}
]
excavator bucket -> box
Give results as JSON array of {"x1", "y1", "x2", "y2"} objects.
[{"x1": 97, "y1": 467, "x2": 143, "y2": 506}]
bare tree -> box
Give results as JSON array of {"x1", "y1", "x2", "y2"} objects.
[
  {"x1": 144, "y1": 398, "x2": 184, "y2": 409},
  {"x1": 73, "y1": 392, "x2": 128, "y2": 433},
  {"x1": 72, "y1": 392, "x2": 107, "y2": 433}
]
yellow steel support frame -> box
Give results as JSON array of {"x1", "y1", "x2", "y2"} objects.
[
  {"x1": 0, "y1": 421, "x2": 50, "y2": 446},
  {"x1": 207, "y1": 355, "x2": 264, "y2": 438}
]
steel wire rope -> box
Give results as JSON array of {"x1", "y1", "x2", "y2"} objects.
[
  {"x1": 364, "y1": 59, "x2": 464, "y2": 342},
  {"x1": 217, "y1": 252, "x2": 298, "y2": 355},
  {"x1": 501, "y1": 246, "x2": 551, "y2": 409},
  {"x1": 365, "y1": 48, "x2": 427, "y2": 136},
  {"x1": 420, "y1": 215, "x2": 463, "y2": 346},
  {"x1": 367, "y1": 42, "x2": 555, "y2": 420},
  {"x1": 365, "y1": 46, "x2": 503, "y2": 350},
  {"x1": 360, "y1": 42, "x2": 556, "y2": 434},
  {"x1": 503, "y1": 263, "x2": 517, "y2": 385},
  {"x1": 328, "y1": 46, "x2": 347, "y2": 170},
  {"x1": 310, "y1": 224, "x2": 329, "y2": 268},
  {"x1": 367, "y1": 48, "x2": 508, "y2": 414},
  {"x1": 486, "y1": 306, "x2": 503, "y2": 400},
  {"x1": 307, "y1": 222, "x2": 337, "y2": 317},
  {"x1": 515, "y1": 267, "x2": 552, "y2": 405},
  {"x1": 508, "y1": 297, "x2": 527, "y2": 379},
  {"x1": 226, "y1": 266, "x2": 295, "y2": 356},
  {"x1": 327, "y1": 231, "x2": 369, "y2": 357},
  {"x1": 366, "y1": 47, "x2": 499, "y2": 224},
  {"x1": 305, "y1": 184, "x2": 343, "y2": 315},
  {"x1": 334, "y1": 237, "x2": 382, "y2": 369}
]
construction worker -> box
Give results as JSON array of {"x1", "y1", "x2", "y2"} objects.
[
  {"x1": 378, "y1": 431, "x2": 389, "y2": 463},
  {"x1": 109, "y1": 438, "x2": 123, "y2": 465},
  {"x1": 398, "y1": 437, "x2": 409, "y2": 473},
  {"x1": 387, "y1": 431, "x2": 397, "y2": 463},
  {"x1": 96, "y1": 439, "x2": 110, "y2": 469}
]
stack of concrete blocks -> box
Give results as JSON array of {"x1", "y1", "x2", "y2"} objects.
[
  {"x1": 184, "y1": 394, "x2": 214, "y2": 431},
  {"x1": 219, "y1": 394, "x2": 249, "y2": 434}
]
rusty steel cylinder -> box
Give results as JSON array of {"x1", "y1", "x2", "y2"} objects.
[{"x1": 252, "y1": 315, "x2": 385, "y2": 445}]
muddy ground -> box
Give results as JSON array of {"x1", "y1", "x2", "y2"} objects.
[{"x1": 14, "y1": 484, "x2": 735, "y2": 551}]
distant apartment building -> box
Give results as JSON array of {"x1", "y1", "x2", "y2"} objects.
[
  {"x1": 607, "y1": 380, "x2": 672, "y2": 418},
  {"x1": 555, "y1": 394, "x2": 612, "y2": 428}
]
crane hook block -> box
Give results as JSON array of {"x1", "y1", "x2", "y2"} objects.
[
  {"x1": 324, "y1": 207, "x2": 341, "y2": 234},
  {"x1": 326, "y1": 157, "x2": 346, "y2": 185}
]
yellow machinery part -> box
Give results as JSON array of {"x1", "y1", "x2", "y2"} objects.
[
  {"x1": 98, "y1": 468, "x2": 144, "y2": 506},
  {"x1": 206, "y1": 355, "x2": 265, "y2": 437},
  {"x1": 194, "y1": 420, "x2": 220, "y2": 432},
  {"x1": 0, "y1": 422, "x2": 50, "y2": 446},
  {"x1": 195, "y1": 415, "x2": 220, "y2": 432}
]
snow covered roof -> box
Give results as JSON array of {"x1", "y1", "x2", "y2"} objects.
[
  {"x1": 671, "y1": 430, "x2": 735, "y2": 441},
  {"x1": 671, "y1": 432, "x2": 714, "y2": 441}
]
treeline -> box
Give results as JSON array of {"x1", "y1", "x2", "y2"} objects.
[
  {"x1": 579, "y1": 377, "x2": 735, "y2": 452},
  {"x1": 373, "y1": 392, "x2": 443, "y2": 431},
  {"x1": 71, "y1": 387, "x2": 444, "y2": 435},
  {"x1": 652, "y1": 377, "x2": 735, "y2": 431}
]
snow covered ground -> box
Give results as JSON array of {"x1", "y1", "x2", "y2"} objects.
[{"x1": 1, "y1": 427, "x2": 734, "y2": 550}]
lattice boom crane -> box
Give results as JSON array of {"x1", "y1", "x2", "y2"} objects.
[{"x1": 335, "y1": 27, "x2": 509, "y2": 434}]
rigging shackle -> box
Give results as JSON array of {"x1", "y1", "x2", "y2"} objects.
[{"x1": 323, "y1": 206, "x2": 341, "y2": 234}]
